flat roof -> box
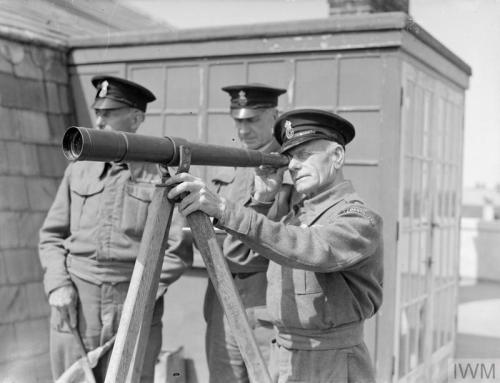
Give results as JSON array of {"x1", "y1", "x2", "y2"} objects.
[{"x1": 68, "y1": 12, "x2": 471, "y2": 76}]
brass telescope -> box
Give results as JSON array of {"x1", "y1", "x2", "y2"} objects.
[{"x1": 62, "y1": 126, "x2": 289, "y2": 168}]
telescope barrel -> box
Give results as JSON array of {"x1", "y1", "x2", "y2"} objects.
[{"x1": 62, "y1": 126, "x2": 289, "y2": 168}]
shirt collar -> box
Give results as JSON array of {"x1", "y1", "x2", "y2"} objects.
[{"x1": 99, "y1": 161, "x2": 128, "y2": 178}]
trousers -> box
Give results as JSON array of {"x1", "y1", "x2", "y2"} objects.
[
  {"x1": 49, "y1": 274, "x2": 163, "y2": 383},
  {"x1": 204, "y1": 271, "x2": 275, "y2": 383},
  {"x1": 269, "y1": 340, "x2": 375, "y2": 383}
]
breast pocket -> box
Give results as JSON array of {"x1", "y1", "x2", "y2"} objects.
[
  {"x1": 70, "y1": 182, "x2": 104, "y2": 231},
  {"x1": 121, "y1": 183, "x2": 155, "y2": 238},
  {"x1": 293, "y1": 269, "x2": 324, "y2": 295}
]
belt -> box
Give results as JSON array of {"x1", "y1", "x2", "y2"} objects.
[
  {"x1": 231, "y1": 271, "x2": 259, "y2": 279},
  {"x1": 67, "y1": 254, "x2": 135, "y2": 285},
  {"x1": 276, "y1": 321, "x2": 364, "y2": 351}
]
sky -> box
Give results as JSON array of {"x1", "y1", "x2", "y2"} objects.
[
  {"x1": 124, "y1": 0, "x2": 500, "y2": 189},
  {"x1": 123, "y1": 0, "x2": 329, "y2": 28},
  {"x1": 410, "y1": 0, "x2": 500, "y2": 189}
]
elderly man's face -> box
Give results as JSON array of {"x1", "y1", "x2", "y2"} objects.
[
  {"x1": 287, "y1": 139, "x2": 343, "y2": 196},
  {"x1": 94, "y1": 107, "x2": 141, "y2": 133},
  {"x1": 233, "y1": 108, "x2": 276, "y2": 150}
]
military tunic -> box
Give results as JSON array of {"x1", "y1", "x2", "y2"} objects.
[
  {"x1": 216, "y1": 180, "x2": 383, "y2": 383},
  {"x1": 39, "y1": 161, "x2": 189, "y2": 382}
]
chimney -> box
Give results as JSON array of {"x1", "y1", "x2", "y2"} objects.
[{"x1": 328, "y1": 0, "x2": 409, "y2": 15}]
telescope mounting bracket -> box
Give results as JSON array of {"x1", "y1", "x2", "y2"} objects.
[{"x1": 176, "y1": 145, "x2": 192, "y2": 174}]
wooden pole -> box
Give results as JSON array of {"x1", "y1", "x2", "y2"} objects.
[
  {"x1": 187, "y1": 211, "x2": 272, "y2": 383},
  {"x1": 104, "y1": 181, "x2": 174, "y2": 383}
]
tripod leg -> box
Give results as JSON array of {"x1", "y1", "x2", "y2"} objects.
[
  {"x1": 105, "y1": 184, "x2": 175, "y2": 383},
  {"x1": 187, "y1": 211, "x2": 272, "y2": 383}
]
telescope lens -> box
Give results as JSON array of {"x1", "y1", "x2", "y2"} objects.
[
  {"x1": 71, "y1": 133, "x2": 83, "y2": 158},
  {"x1": 62, "y1": 127, "x2": 86, "y2": 160}
]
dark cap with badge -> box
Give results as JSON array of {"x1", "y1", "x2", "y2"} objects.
[
  {"x1": 222, "y1": 83, "x2": 287, "y2": 119},
  {"x1": 91, "y1": 75, "x2": 156, "y2": 112},
  {"x1": 273, "y1": 109, "x2": 355, "y2": 153}
]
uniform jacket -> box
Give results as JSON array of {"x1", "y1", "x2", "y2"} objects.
[
  {"x1": 38, "y1": 161, "x2": 189, "y2": 296},
  {"x1": 216, "y1": 180, "x2": 384, "y2": 350}
]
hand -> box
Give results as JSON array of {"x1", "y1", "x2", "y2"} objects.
[
  {"x1": 253, "y1": 165, "x2": 286, "y2": 203},
  {"x1": 166, "y1": 173, "x2": 227, "y2": 219},
  {"x1": 48, "y1": 285, "x2": 78, "y2": 329}
]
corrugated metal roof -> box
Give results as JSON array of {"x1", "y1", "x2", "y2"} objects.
[{"x1": 0, "y1": 0, "x2": 174, "y2": 46}]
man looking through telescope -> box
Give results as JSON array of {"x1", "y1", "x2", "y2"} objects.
[
  {"x1": 166, "y1": 109, "x2": 384, "y2": 383},
  {"x1": 202, "y1": 83, "x2": 292, "y2": 383},
  {"x1": 38, "y1": 76, "x2": 188, "y2": 382}
]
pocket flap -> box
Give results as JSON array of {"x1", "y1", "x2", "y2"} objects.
[
  {"x1": 125, "y1": 183, "x2": 155, "y2": 202},
  {"x1": 71, "y1": 181, "x2": 104, "y2": 197}
]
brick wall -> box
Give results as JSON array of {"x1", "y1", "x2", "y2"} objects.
[
  {"x1": 328, "y1": 0, "x2": 409, "y2": 15},
  {"x1": 0, "y1": 37, "x2": 73, "y2": 382}
]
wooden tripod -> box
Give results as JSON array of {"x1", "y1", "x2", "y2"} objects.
[{"x1": 104, "y1": 146, "x2": 272, "y2": 383}]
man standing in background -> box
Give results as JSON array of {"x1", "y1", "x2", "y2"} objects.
[
  {"x1": 38, "y1": 75, "x2": 189, "y2": 382},
  {"x1": 203, "y1": 83, "x2": 291, "y2": 382}
]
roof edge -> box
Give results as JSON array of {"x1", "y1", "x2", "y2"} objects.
[
  {"x1": 68, "y1": 12, "x2": 470, "y2": 75},
  {"x1": 403, "y1": 16, "x2": 471, "y2": 75},
  {"x1": 69, "y1": 12, "x2": 408, "y2": 47},
  {"x1": 0, "y1": 25, "x2": 69, "y2": 51}
]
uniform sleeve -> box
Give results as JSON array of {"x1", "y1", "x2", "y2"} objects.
[
  {"x1": 221, "y1": 184, "x2": 294, "y2": 273},
  {"x1": 158, "y1": 209, "x2": 193, "y2": 294},
  {"x1": 38, "y1": 165, "x2": 73, "y2": 295},
  {"x1": 210, "y1": 175, "x2": 263, "y2": 273},
  {"x1": 217, "y1": 200, "x2": 382, "y2": 273}
]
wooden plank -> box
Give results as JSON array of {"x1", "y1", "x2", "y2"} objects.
[
  {"x1": 375, "y1": 54, "x2": 403, "y2": 382},
  {"x1": 104, "y1": 183, "x2": 175, "y2": 383},
  {"x1": 187, "y1": 211, "x2": 272, "y2": 383}
]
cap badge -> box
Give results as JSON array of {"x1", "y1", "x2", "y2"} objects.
[
  {"x1": 285, "y1": 120, "x2": 294, "y2": 139},
  {"x1": 237, "y1": 90, "x2": 248, "y2": 106},
  {"x1": 99, "y1": 81, "x2": 109, "y2": 97}
]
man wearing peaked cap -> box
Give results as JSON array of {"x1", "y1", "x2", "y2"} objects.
[
  {"x1": 166, "y1": 108, "x2": 384, "y2": 382},
  {"x1": 221, "y1": 83, "x2": 287, "y2": 150},
  {"x1": 91, "y1": 75, "x2": 156, "y2": 112},
  {"x1": 39, "y1": 75, "x2": 189, "y2": 382},
  {"x1": 196, "y1": 83, "x2": 292, "y2": 382},
  {"x1": 222, "y1": 83, "x2": 287, "y2": 120},
  {"x1": 274, "y1": 108, "x2": 355, "y2": 152}
]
